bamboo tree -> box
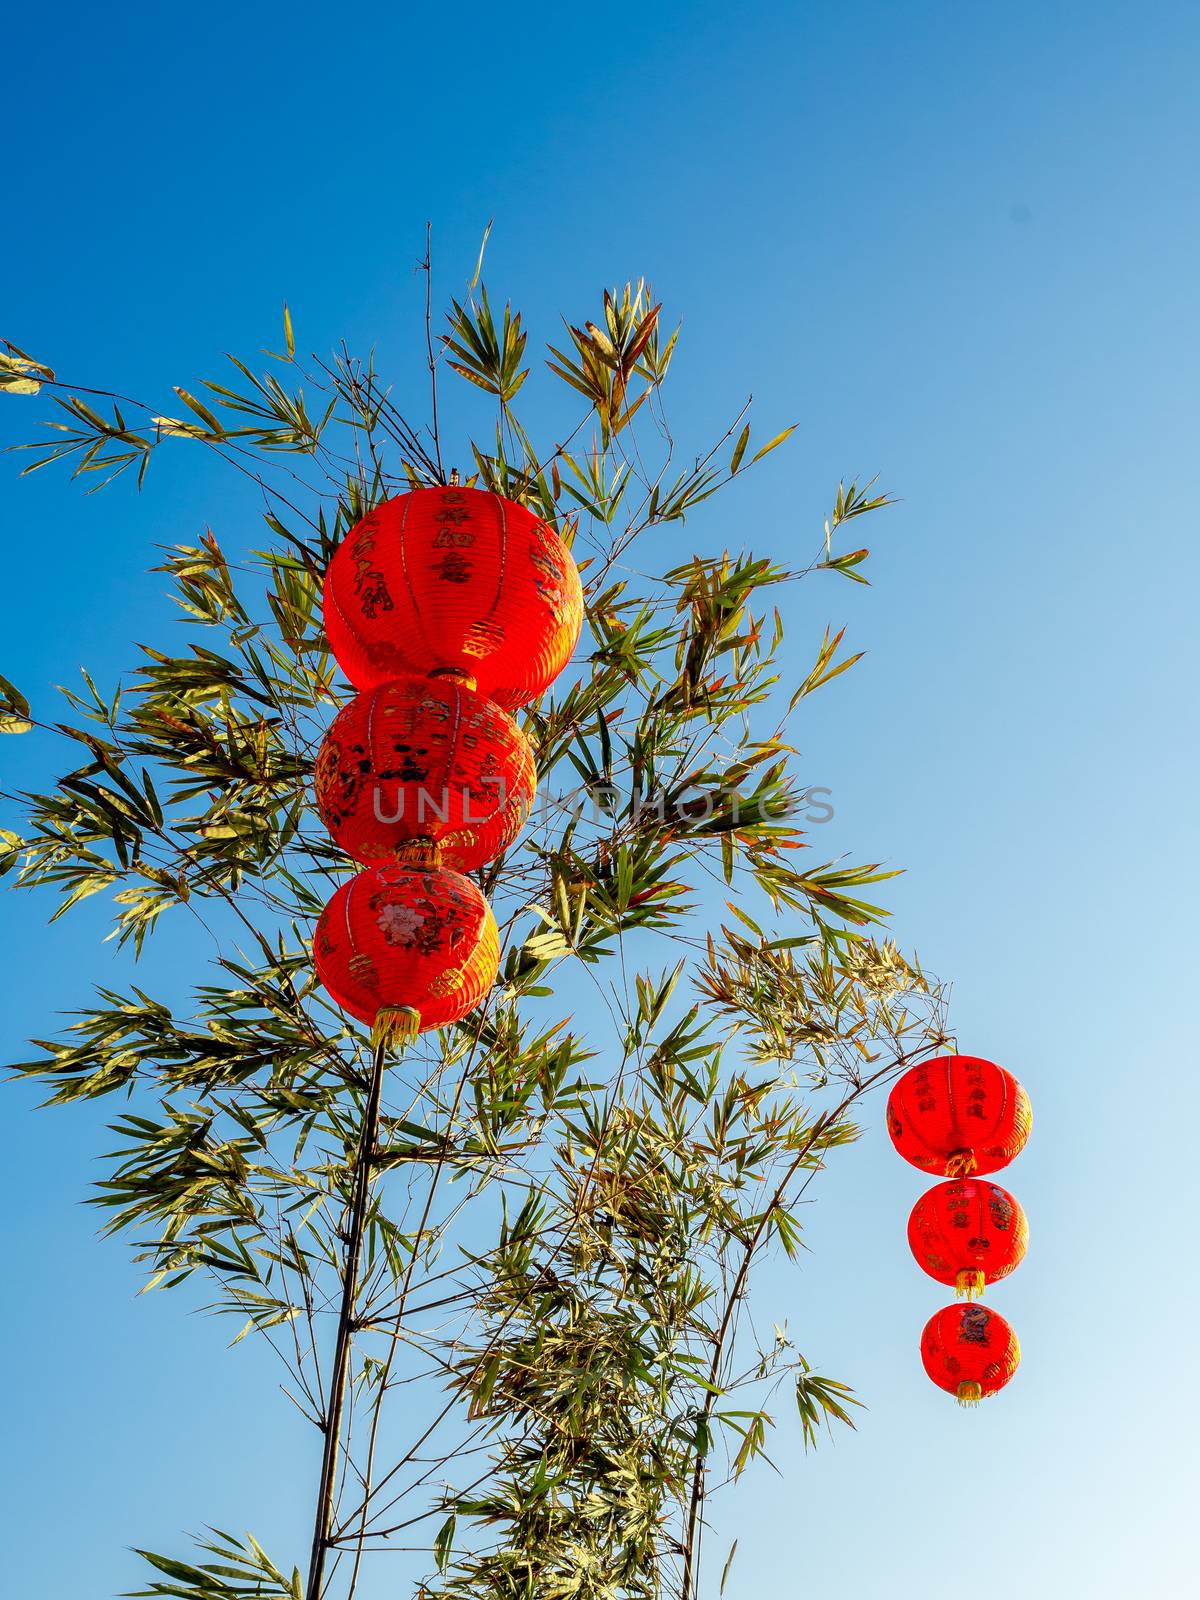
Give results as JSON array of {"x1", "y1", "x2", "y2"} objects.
[{"x1": 1, "y1": 256, "x2": 948, "y2": 1600}]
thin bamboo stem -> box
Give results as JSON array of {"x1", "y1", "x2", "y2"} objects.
[{"x1": 306, "y1": 1037, "x2": 389, "y2": 1600}]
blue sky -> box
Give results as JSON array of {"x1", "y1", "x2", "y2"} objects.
[{"x1": 3, "y1": 2, "x2": 1198, "y2": 1595}]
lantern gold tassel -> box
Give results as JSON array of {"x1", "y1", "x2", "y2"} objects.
[
  {"x1": 394, "y1": 837, "x2": 443, "y2": 870},
  {"x1": 955, "y1": 1380, "x2": 984, "y2": 1408},
  {"x1": 428, "y1": 665, "x2": 478, "y2": 692},
  {"x1": 944, "y1": 1149, "x2": 977, "y2": 1178},
  {"x1": 955, "y1": 1269, "x2": 987, "y2": 1300},
  {"x1": 372, "y1": 1006, "x2": 421, "y2": 1050}
]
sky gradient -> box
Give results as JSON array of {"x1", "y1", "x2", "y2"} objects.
[{"x1": 3, "y1": 4, "x2": 1198, "y2": 1596}]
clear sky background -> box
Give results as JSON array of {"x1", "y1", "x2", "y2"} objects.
[{"x1": 3, "y1": 3, "x2": 1198, "y2": 1596}]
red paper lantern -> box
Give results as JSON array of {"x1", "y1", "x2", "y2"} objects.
[
  {"x1": 920, "y1": 1302, "x2": 1021, "y2": 1406},
  {"x1": 315, "y1": 676, "x2": 536, "y2": 871},
  {"x1": 323, "y1": 486, "x2": 584, "y2": 709},
  {"x1": 314, "y1": 863, "x2": 499, "y2": 1040},
  {"x1": 887, "y1": 1055, "x2": 1031, "y2": 1177},
  {"x1": 907, "y1": 1179, "x2": 1028, "y2": 1299}
]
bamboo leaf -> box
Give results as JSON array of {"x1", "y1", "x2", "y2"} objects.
[
  {"x1": 434, "y1": 1513, "x2": 456, "y2": 1574},
  {"x1": 749, "y1": 423, "x2": 797, "y2": 464},
  {"x1": 0, "y1": 671, "x2": 32, "y2": 732},
  {"x1": 720, "y1": 1540, "x2": 739, "y2": 1597},
  {"x1": 469, "y1": 219, "x2": 493, "y2": 291},
  {"x1": 173, "y1": 387, "x2": 223, "y2": 434}
]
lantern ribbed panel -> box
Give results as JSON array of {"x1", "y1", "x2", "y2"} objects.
[
  {"x1": 907, "y1": 1179, "x2": 1028, "y2": 1294},
  {"x1": 887, "y1": 1055, "x2": 1032, "y2": 1177},
  {"x1": 315, "y1": 676, "x2": 536, "y2": 871},
  {"x1": 920, "y1": 1302, "x2": 1021, "y2": 1402},
  {"x1": 314, "y1": 863, "x2": 499, "y2": 1033},
  {"x1": 323, "y1": 487, "x2": 583, "y2": 709}
]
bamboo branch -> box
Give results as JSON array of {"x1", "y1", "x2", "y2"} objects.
[{"x1": 306, "y1": 1037, "x2": 389, "y2": 1600}]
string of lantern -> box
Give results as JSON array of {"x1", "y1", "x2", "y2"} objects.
[
  {"x1": 887, "y1": 1054, "x2": 1033, "y2": 1406},
  {"x1": 315, "y1": 481, "x2": 583, "y2": 1044}
]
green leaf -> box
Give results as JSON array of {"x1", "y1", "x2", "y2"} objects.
[
  {"x1": 749, "y1": 423, "x2": 797, "y2": 464},
  {"x1": 720, "y1": 1539, "x2": 739, "y2": 1597},
  {"x1": 795, "y1": 1363, "x2": 862, "y2": 1451},
  {"x1": 468, "y1": 219, "x2": 493, "y2": 292},
  {"x1": 0, "y1": 671, "x2": 31, "y2": 733},
  {"x1": 173, "y1": 386, "x2": 223, "y2": 434},
  {"x1": 434, "y1": 1512, "x2": 456, "y2": 1574},
  {"x1": 0, "y1": 673, "x2": 30, "y2": 714},
  {"x1": 0, "y1": 828, "x2": 23, "y2": 876},
  {"x1": 0, "y1": 343, "x2": 54, "y2": 394},
  {"x1": 818, "y1": 546, "x2": 872, "y2": 584}
]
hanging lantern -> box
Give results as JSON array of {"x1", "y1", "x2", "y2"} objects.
[
  {"x1": 314, "y1": 863, "x2": 499, "y2": 1043},
  {"x1": 315, "y1": 676, "x2": 536, "y2": 871},
  {"x1": 920, "y1": 1302, "x2": 1021, "y2": 1406},
  {"x1": 323, "y1": 486, "x2": 584, "y2": 710},
  {"x1": 907, "y1": 1179, "x2": 1028, "y2": 1299},
  {"x1": 887, "y1": 1055, "x2": 1031, "y2": 1177}
]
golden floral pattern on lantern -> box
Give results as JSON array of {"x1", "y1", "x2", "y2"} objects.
[
  {"x1": 315, "y1": 676, "x2": 536, "y2": 872},
  {"x1": 322, "y1": 487, "x2": 583, "y2": 710},
  {"x1": 887, "y1": 1055, "x2": 1032, "y2": 1177},
  {"x1": 314, "y1": 863, "x2": 498, "y2": 1036},
  {"x1": 920, "y1": 1302, "x2": 1021, "y2": 1406},
  {"x1": 907, "y1": 1179, "x2": 1028, "y2": 1298}
]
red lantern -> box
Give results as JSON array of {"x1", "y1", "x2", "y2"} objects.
[
  {"x1": 315, "y1": 676, "x2": 536, "y2": 871},
  {"x1": 887, "y1": 1055, "x2": 1031, "y2": 1177},
  {"x1": 314, "y1": 863, "x2": 499, "y2": 1041},
  {"x1": 323, "y1": 487, "x2": 584, "y2": 709},
  {"x1": 907, "y1": 1179, "x2": 1028, "y2": 1299},
  {"x1": 920, "y1": 1302, "x2": 1021, "y2": 1406}
]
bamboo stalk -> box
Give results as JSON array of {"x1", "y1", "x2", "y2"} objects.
[{"x1": 306, "y1": 1037, "x2": 389, "y2": 1600}]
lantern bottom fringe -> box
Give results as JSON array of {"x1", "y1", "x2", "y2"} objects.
[
  {"x1": 944, "y1": 1149, "x2": 978, "y2": 1178},
  {"x1": 372, "y1": 1006, "x2": 421, "y2": 1050},
  {"x1": 956, "y1": 1381, "x2": 984, "y2": 1408},
  {"x1": 955, "y1": 1269, "x2": 987, "y2": 1299}
]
